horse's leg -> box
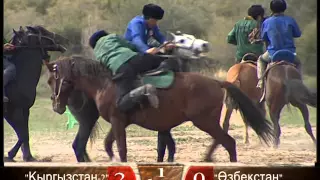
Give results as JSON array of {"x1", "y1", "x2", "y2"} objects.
[
  {"x1": 244, "y1": 123, "x2": 249, "y2": 144},
  {"x1": 157, "y1": 131, "x2": 167, "y2": 162},
  {"x1": 68, "y1": 91, "x2": 100, "y2": 162},
  {"x1": 111, "y1": 117, "x2": 128, "y2": 162},
  {"x1": 293, "y1": 102, "x2": 316, "y2": 145},
  {"x1": 268, "y1": 102, "x2": 284, "y2": 148},
  {"x1": 257, "y1": 101, "x2": 266, "y2": 117},
  {"x1": 21, "y1": 108, "x2": 36, "y2": 161},
  {"x1": 166, "y1": 131, "x2": 176, "y2": 162},
  {"x1": 222, "y1": 106, "x2": 233, "y2": 132},
  {"x1": 72, "y1": 118, "x2": 97, "y2": 162},
  {"x1": 193, "y1": 114, "x2": 237, "y2": 162},
  {"x1": 4, "y1": 106, "x2": 23, "y2": 161},
  {"x1": 157, "y1": 130, "x2": 176, "y2": 162},
  {"x1": 104, "y1": 128, "x2": 115, "y2": 161},
  {"x1": 6, "y1": 107, "x2": 35, "y2": 161}
]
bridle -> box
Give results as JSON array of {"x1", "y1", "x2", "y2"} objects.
[
  {"x1": 11, "y1": 30, "x2": 66, "y2": 57},
  {"x1": 51, "y1": 63, "x2": 85, "y2": 112}
]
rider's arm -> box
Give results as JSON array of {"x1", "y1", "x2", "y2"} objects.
[
  {"x1": 153, "y1": 26, "x2": 166, "y2": 44},
  {"x1": 291, "y1": 18, "x2": 301, "y2": 38},
  {"x1": 227, "y1": 27, "x2": 237, "y2": 45},
  {"x1": 130, "y1": 22, "x2": 151, "y2": 53},
  {"x1": 260, "y1": 21, "x2": 269, "y2": 42}
]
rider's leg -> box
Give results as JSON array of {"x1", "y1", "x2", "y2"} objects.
[
  {"x1": 115, "y1": 54, "x2": 164, "y2": 112},
  {"x1": 3, "y1": 57, "x2": 16, "y2": 102},
  {"x1": 256, "y1": 51, "x2": 270, "y2": 89}
]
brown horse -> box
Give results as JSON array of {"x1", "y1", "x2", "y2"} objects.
[
  {"x1": 222, "y1": 53, "x2": 266, "y2": 144},
  {"x1": 262, "y1": 59, "x2": 317, "y2": 147},
  {"x1": 45, "y1": 56, "x2": 274, "y2": 162}
]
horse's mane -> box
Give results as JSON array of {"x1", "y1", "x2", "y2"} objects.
[{"x1": 52, "y1": 55, "x2": 113, "y2": 83}]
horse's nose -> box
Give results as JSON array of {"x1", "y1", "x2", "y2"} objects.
[{"x1": 202, "y1": 43, "x2": 210, "y2": 52}]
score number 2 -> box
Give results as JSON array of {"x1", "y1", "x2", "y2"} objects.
[{"x1": 115, "y1": 172, "x2": 125, "y2": 180}]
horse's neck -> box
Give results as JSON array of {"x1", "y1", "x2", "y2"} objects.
[
  {"x1": 74, "y1": 76, "x2": 110, "y2": 100},
  {"x1": 12, "y1": 49, "x2": 43, "y2": 84}
]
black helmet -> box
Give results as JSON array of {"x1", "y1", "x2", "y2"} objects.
[
  {"x1": 248, "y1": 5, "x2": 265, "y2": 20},
  {"x1": 270, "y1": 0, "x2": 287, "y2": 13},
  {"x1": 142, "y1": 4, "x2": 164, "y2": 20},
  {"x1": 89, "y1": 30, "x2": 108, "y2": 49}
]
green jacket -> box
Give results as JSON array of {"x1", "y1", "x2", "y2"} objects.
[
  {"x1": 227, "y1": 16, "x2": 264, "y2": 61},
  {"x1": 93, "y1": 34, "x2": 139, "y2": 74},
  {"x1": 4, "y1": 37, "x2": 8, "y2": 44}
]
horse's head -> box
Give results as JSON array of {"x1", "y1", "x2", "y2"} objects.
[
  {"x1": 168, "y1": 31, "x2": 210, "y2": 59},
  {"x1": 46, "y1": 58, "x2": 75, "y2": 114},
  {"x1": 11, "y1": 26, "x2": 68, "y2": 56}
]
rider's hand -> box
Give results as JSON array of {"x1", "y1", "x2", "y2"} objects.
[
  {"x1": 3, "y1": 43, "x2": 15, "y2": 51},
  {"x1": 146, "y1": 47, "x2": 159, "y2": 55},
  {"x1": 164, "y1": 43, "x2": 176, "y2": 50}
]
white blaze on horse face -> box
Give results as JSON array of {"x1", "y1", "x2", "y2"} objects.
[
  {"x1": 171, "y1": 32, "x2": 210, "y2": 55},
  {"x1": 193, "y1": 39, "x2": 210, "y2": 53}
]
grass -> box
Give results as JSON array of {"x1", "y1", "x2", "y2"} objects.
[
  {"x1": 4, "y1": 74, "x2": 317, "y2": 150},
  {"x1": 4, "y1": 96, "x2": 317, "y2": 138}
]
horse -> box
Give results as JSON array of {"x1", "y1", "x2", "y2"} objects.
[
  {"x1": 3, "y1": 26, "x2": 68, "y2": 162},
  {"x1": 222, "y1": 53, "x2": 266, "y2": 144},
  {"x1": 63, "y1": 31, "x2": 211, "y2": 162},
  {"x1": 259, "y1": 50, "x2": 317, "y2": 147},
  {"x1": 45, "y1": 55, "x2": 274, "y2": 163}
]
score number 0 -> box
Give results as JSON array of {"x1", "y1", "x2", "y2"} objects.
[{"x1": 157, "y1": 168, "x2": 206, "y2": 180}]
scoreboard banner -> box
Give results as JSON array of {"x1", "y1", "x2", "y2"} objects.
[{"x1": 1, "y1": 164, "x2": 318, "y2": 180}]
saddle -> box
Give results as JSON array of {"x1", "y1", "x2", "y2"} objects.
[
  {"x1": 259, "y1": 50, "x2": 297, "y2": 102},
  {"x1": 112, "y1": 58, "x2": 180, "y2": 81},
  {"x1": 240, "y1": 53, "x2": 258, "y2": 66}
]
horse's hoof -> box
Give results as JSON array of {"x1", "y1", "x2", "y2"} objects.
[
  {"x1": 111, "y1": 156, "x2": 119, "y2": 162},
  {"x1": 167, "y1": 158, "x2": 174, "y2": 162},
  {"x1": 4, "y1": 156, "x2": 16, "y2": 162},
  {"x1": 24, "y1": 157, "x2": 37, "y2": 162},
  {"x1": 204, "y1": 157, "x2": 213, "y2": 162},
  {"x1": 157, "y1": 158, "x2": 164, "y2": 163},
  {"x1": 230, "y1": 158, "x2": 237, "y2": 162}
]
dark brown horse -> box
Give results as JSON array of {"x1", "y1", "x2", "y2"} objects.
[
  {"x1": 46, "y1": 56, "x2": 274, "y2": 162},
  {"x1": 222, "y1": 53, "x2": 266, "y2": 144},
  {"x1": 261, "y1": 57, "x2": 317, "y2": 147}
]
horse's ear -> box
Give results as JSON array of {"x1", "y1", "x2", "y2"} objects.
[
  {"x1": 12, "y1": 29, "x2": 18, "y2": 35},
  {"x1": 26, "y1": 26, "x2": 38, "y2": 33},
  {"x1": 166, "y1": 31, "x2": 175, "y2": 41},
  {"x1": 46, "y1": 63, "x2": 54, "y2": 72}
]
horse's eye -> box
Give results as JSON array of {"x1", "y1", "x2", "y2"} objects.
[{"x1": 179, "y1": 39, "x2": 185, "y2": 43}]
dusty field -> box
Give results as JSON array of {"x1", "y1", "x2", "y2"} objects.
[{"x1": 4, "y1": 106, "x2": 317, "y2": 166}]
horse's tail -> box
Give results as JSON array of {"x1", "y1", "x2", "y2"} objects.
[
  {"x1": 284, "y1": 79, "x2": 317, "y2": 108},
  {"x1": 220, "y1": 81, "x2": 274, "y2": 145},
  {"x1": 89, "y1": 121, "x2": 101, "y2": 146}
]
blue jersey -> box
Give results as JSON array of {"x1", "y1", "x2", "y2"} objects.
[
  {"x1": 124, "y1": 15, "x2": 166, "y2": 53},
  {"x1": 261, "y1": 14, "x2": 301, "y2": 56}
]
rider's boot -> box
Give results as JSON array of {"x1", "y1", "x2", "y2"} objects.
[
  {"x1": 117, "y1": 84, "x2": 159, "y2": 113},
  {"x1": 256, "y1": 57, "x2": 267, "y2": 89}
]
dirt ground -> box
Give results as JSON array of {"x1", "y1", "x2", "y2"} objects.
[{"x1": 4, "y1": 107, "x2": 316, "y2": 167}]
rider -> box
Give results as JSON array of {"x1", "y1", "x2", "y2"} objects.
[
  {"x1": 124, "y1": 3, "x2": 174, "y2": 54},
  {"x1": 89, "y1": 30, "x2": 171, "y2": 113},
  {"x1": 256, "y1": 0, "x2": 302, "y2": 89},
  {"x1": 3, "y1": 37, "x2": 16, "y2": 102},
  {"x1": 227, "y1": 5, "x2": 265, "y2": 63}
]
